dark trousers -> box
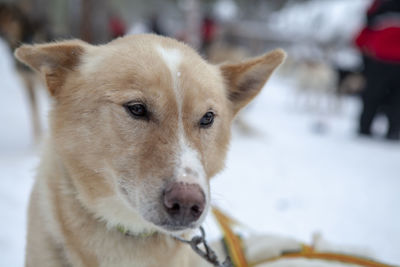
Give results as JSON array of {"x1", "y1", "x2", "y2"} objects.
[{"x1": 359, "y1": 56, "x2": 400, "y2": 139}]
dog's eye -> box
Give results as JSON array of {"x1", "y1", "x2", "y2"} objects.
[
  {"x1": 124, "y1": 102, "x2": 148, "y2": 119},
  {"x1": 199, "y1": 111, "x2": 215, "y2": 128}
]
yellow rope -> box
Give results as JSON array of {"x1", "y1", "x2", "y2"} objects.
[
  {"x1": 212, "y1": 208, "x2": 248, "y2": 267},
  {"x1": 249, "y1": 244, "x2": 394, "y2": 267},
  {"x1": 212, "y1": 207, "x2": 395, "y2": 267}
]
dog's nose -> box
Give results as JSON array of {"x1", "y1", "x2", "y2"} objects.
[{"x1": 163, "y1": 182, "x2": 205, "y2": 225}]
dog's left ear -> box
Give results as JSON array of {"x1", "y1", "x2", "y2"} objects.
[
  {"x1": 220, "y1": 49, "x2": 286, "y2": 116},
  {"x1": 14, "y1": 40, "x2": 87, "y2": 96}
]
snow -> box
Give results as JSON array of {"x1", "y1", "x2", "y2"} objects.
[
  {"x1": 0, "y1": 39, "x2": 38, "y2": 267},
  {"x1": 1, "y1": 37, "x2": 399, "y2": 266},
  {"x1": 204, "y1": 78, "x2": 400, "y2": 264}
]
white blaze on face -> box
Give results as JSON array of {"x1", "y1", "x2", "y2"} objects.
[{"x1": 155, "y1": 46, "x2": 208, "y2": 193}]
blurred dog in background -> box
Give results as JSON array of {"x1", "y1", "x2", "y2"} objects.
[{"x1": 0, "y1": 3, "x2": 50, "y2": 143}]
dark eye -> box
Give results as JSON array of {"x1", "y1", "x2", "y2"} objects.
[
  {"x1": 124, "y1": 102, "x2": 148, "y2": 119},
  {"x1": 199, "y1": 111, "x2": 215, "y2": 128}
]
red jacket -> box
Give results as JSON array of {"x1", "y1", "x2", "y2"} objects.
[{"x1": 355, "y1": 0, "x2": 400, "y2": 63}]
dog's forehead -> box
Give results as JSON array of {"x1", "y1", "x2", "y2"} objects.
[
  {"x1": 81, "y1": 35, "x2": 225, "y2": 102},
  {"x1": 155, "y1": 45, "x2": 182, "y2": 76}
]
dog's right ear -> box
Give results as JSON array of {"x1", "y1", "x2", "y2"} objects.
[{"x1": 14, "y1": 40, "x2": 87, "y2": 96}]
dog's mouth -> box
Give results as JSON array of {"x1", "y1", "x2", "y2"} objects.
[
  {"x1": 156, "y1": 222, "x2": 198, "y2": 232},
  {"x1": 150, "y1": 211, "x2": 204, "y2": 232}
]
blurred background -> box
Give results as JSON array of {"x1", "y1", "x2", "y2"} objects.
[{"x1": 1, "y1": 0, "x2": 399, "y2": 266}]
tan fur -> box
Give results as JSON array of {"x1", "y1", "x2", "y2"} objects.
[{"x1": 15, "y1": 34, "x2": 285, "y2": 267}]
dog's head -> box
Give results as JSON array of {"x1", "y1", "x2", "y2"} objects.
[{"x1": 15, "y1": 34, "x2": 284, "y2": 235}]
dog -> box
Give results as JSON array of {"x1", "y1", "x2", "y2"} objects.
[
  {"x1": 15, "y1": 34, "x2": 285, "y2": 267},
  {"x1": 0, "y1": 3, "x2": 49, "y2": 143}
]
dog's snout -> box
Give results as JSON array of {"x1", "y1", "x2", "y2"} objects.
[{"x1": 163, "y1": 182, "x2": 205, "y2": 225}]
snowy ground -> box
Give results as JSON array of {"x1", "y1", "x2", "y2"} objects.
[{"x1": 1, "y1": 39, "x2": 399, "y2": 266}]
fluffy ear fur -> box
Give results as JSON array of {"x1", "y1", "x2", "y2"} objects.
[
  {"x1": 220, "y1": 49, "x2": 286, "y2": 115},
  {"x1": 14, "y1": 40, "x2": 87, "y2": 96}
]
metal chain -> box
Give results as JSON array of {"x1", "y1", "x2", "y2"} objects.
[{"x1": 173, "y1": 226, "x2": 232, "y2": 267}]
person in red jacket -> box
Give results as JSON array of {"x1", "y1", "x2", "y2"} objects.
[{"x1": 355, "y1": 0, "x2": 400, "y2": 140}]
